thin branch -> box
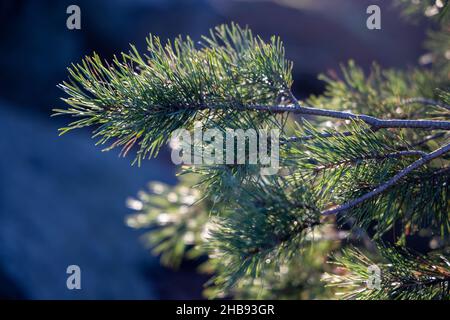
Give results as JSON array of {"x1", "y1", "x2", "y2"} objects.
[
  {"x1": 321, "y1": 142, "x2": 450, "y2": 216},
  {"x1": 283, "y1": 120, "x2": 445, "y2": 146},
  {"x1": 287, "y1": 90, "x2": 301, "y2": 107},
  {"x1": 409, "y1": 132, "x2": 447, "y2": 148},
  {"x1": 425, "y1": 166, "x2": 450, "y2": 178},
  {"x1": 234, "y1": 104, "x2": 450, "y2": 130}
]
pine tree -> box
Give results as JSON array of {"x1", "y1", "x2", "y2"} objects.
[{"x1": 54, "y1": 1, "x2": 450, "y2": 300}]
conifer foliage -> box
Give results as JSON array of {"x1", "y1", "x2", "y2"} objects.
[{"x1": 54, "y1": 1, "x2": 450, "y2": 299}]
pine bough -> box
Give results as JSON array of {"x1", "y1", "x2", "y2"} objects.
[{"x1": 54, "y1": 2, "x2": 450, "y2": 300}]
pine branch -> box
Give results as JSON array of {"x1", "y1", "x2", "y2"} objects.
[
  {"x1": 285, "y1": 120, "x2": 420, "y2": 171},
  {"x1": 324, "y1": 244, "x2": 450, "y2": 300},
  {"x1": 283, "y1": 121, "x2": 449, "y2": 236},
  {"x1": 231, "y1": 103, "x2": 450, "y2": 130},
  {"x1": 54, "y1": 23, "x2": 292, "y2": 163},
  {"x1": 409, "y1": 132, "x2": 447, "y2": 147},
  {"x1": 321, "y1": 142, "x2": 450, "y2": 216},
  {"x1": 54, "y1": 25, "x2": 450, "y2": 168},
  {"x1": 54, "y1": 22, "x2": 450, "y2": 300},
  {"x1": 307, "y1": 60, "x2": 449, "y2": 122},
  {"x1": 335, "y1": 165, "x2": 450, "y2": 237},
  {"x1": 205, "y1": 179, "x2": 320, "y2": 291}
]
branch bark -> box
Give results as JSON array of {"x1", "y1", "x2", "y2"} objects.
[{"x1": 239, "y1": 104, "x2": 450, "y2": 130}]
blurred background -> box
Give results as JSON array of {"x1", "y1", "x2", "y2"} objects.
[{"x1": 0, "y1": 0, "x2": 430, "y2": 299}]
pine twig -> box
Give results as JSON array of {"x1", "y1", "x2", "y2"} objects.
[
  {"x1": 229, "y1": 104, "x2": 450, "y2": 130},
  {"x1": 409, "y1": 132, "x2": 447, "y2": 148},
  {"x1": 321, "y1": 141, "x2": 450, "y2": 216}
]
